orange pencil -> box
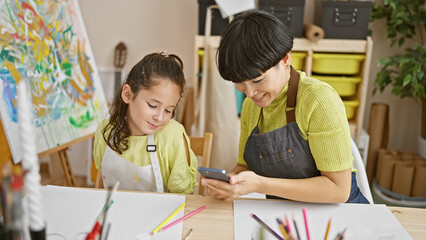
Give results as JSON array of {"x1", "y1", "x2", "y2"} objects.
[{"x1": 324, "y1": 218, "x2": 331, "y2": 240}]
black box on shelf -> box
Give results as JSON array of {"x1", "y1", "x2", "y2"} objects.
[
  {"x1": 320, "y1": 1, "x2": 372, "y2": 39},
  {"x1": 258, "y1": 0, "x2": 305, "y2": 37},
  {"x1": 198, "y1": 0, "x2": 229, "y2": 36}
]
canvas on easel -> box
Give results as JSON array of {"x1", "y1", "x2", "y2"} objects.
[{"x1": 0, "y1": 0, "x2": 107, "y2": 164}]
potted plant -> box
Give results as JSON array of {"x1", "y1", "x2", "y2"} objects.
[{"x1": 370, "y1": 0, "x2": 426, "y2": 155}]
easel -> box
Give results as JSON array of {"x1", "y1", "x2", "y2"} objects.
[
  {"x1": 0, "y1": 120, "x2": 12, "y2": 180},
  {"x1": 37, "y1": 133, "x2": 95, "y2": 187},
  {"x1": 1, "y1": 118, "x2": 95, "y2": 187}
]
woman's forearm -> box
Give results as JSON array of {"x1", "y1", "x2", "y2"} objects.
[{"x1": 258, "y1": 169, "x2": 352, "y2": 203}]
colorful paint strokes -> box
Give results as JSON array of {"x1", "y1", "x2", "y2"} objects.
[{"x1": 0, "y1": 0, "x2": 107, "y2": 163}]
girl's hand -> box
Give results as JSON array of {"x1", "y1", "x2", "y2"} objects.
[{"x1": 201, "y1": 171, "x2": 262, "y2": 200}]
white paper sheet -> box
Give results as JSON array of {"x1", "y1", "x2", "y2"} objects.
[
  {"x1": 234, "y1": 200, "x2": 412, "y2": 240},
  {"x1": 215, "y1": 0, "x2": 255, "y2": 18},
  {"x1": 41, "y1": 185, "x2": 185, "y2": 240}
]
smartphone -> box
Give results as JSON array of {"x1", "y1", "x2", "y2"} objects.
[{"x1": 198, "y1": 167, "x2": 230, "y2": 182}]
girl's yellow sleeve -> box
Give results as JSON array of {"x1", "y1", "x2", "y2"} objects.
[
  {"x1": 159, "y1": 121, "x2": 198, "y2": 194},
  {"x1": 93, "y1": 120, "x2": 108, "y2": 170}
]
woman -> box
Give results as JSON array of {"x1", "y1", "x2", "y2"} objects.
[{"x1": 201, "y1": 10, "x2": 369, "y2": 203}]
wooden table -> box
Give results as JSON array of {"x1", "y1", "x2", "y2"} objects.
[{"x1": 182, "y1": 194, "x2": 426, "y2": 240}]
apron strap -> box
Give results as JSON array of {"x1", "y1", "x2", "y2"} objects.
[
  {"x1": 286, "y1": 66, "x2": 300, "y2": 123},
  {"x1": 147, "y1": 134, "x2": 164, "y2": 192}
]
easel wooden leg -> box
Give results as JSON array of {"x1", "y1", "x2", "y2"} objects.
[{"x1": 58, "y1": 148, "x2": 76, "y2": 187}]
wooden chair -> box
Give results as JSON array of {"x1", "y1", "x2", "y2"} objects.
[
  {"x1": 351, "y1": 138, "x2": 374, "y2": 203},
  {"x1": 189, "y1": 132, "x2": 213, "y2": 195}
]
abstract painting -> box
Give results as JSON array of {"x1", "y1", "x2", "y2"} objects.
[{"x1": 0, "y1": 0, "x2": 107, "y2": 163}]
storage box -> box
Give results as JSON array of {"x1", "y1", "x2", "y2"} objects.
[
  {"x1": 312, "y1": 53, "x2": 365, "y2": 75},
  {"x1": 313, "y1": 75, "x2": 361, "y2": 97},
  {"x1": 291, "y1": 52, "x2": 307, "y2": 70},
  {"x1": 320, "y1": 1, "x2": 372, "y2": 39},
  {"x1": 258, "y1": 0, "x2": 305, "y2": 37},
  {"x1": 343, "y1": 99, "x2": 360, "y2": 119},
  {"x1": 198, "y1": 0, "x2": 229, "y2": 35}
]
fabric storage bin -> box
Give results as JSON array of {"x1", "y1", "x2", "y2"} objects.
[
  {"x1": 320, "y1": 1, "x2": 372, "y2": 39},
  {"x1": 258, "y1": 0, "x2": 305, "y2": 37},
  {"x1": 313, "y1": 75, "x2": 361, "y2": 97},
  {"x1": 312, "y1": 53, "x2": 365, "y2": 75},
  {"x1": 291, "y1": 52, "x2": 307, "y2": 70},
  {"x1": 343, "y1": 99, "x2": 359, "y2": 119}
]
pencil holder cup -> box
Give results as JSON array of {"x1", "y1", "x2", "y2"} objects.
[{"x1": 30, "y1": 227, "x2": 46, "y2": 240}]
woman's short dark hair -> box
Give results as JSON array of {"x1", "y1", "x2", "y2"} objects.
[{"x1": 217, "y1": 10, "x2": 294, "y2": 83}]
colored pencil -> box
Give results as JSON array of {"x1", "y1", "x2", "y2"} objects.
[
  {"x1": 159, "y1": 205, "x2": 206, "y2": 232},
  {"x1": 276, "y1": 218, "x2": 289, "y2": 240},
  {"x1": 251, "y1": 213, "x2": 284, "y2": 240},
  {"x1": 292, "y1": 214, "x2": 301, "y2": 240},
  {"x1": 151, "y1": 202, "x2": 186, "y2": 235},
  {"x1": 183, "y1": 228, "x2": 193, "y2": 240},
  {"x1": 302, "y1": 208, "x2": 311, "y2": 240},
  {"x1": 95, "y1": 200, "x2": 114, "y2": 221},
  {"x1": 285, "y1": 215, "x2": 292, "y2": 233},
  {"x1": 335, "y1": 228, "x2": 346, "y2": 240},
  {"x1": 324, "y1": 218, "x2": 331, "y2": 240}
]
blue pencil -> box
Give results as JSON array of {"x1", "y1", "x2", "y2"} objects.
[{"x1": 251, "y1": 213, "x2": 284, "y2": 240}]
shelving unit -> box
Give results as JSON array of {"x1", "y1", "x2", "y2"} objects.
[{"x1": 193, "y1": 36, "x2": 373, "y2": 140}]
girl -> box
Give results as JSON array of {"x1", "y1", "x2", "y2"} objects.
[{"x1": 94, "y1": 51, "x2": 197, "y2": 193}]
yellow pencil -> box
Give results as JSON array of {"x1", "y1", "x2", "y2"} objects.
[
  {"x1": 324, "y1": 218, "x2": 331, "y2": 240},
  {"x1": 151, "y1": 202, "x2": 186, "y2": 235},
  {"x1": 277, "y1": 218, "x2": 289, "y2": 240}
]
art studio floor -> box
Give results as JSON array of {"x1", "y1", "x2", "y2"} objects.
[{"x1": 40, "y1": 162, "x2": 90, "y2": 188}]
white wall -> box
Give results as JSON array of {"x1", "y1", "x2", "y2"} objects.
[
  {"x1": 78, "y1": 0, "x2": 198, "y2": 86},
  {"x1": 77, "y1": 0, "x2": 421, "y2": 156}
]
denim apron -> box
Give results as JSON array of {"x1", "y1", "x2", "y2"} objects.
[
  {"x1": 101, "y1": 134, "x2": 164, "y2": 192},
  {"x1": 244, "y1": 67, "x2": 369, "y2": 203}
]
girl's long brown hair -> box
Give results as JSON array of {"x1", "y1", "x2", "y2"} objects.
[{"x1": 103, "y1": 52, "x2": 185, "y2": 154}]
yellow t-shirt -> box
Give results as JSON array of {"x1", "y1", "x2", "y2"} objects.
[
  {"x1": 94, "y1": 119, "x2": 198, "y2": 194},
  {"x1": 238, "y1": 71, "x2": 353, "y2": 172}
]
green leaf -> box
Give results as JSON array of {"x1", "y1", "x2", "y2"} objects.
[
  {"x1": 398, "y1": 37, "x2": 405, "y2": 47},
  {"x1": 417, "y1": 70, "x2": 424, "y2": 80},
  {"x1": 418, "y1": 44, "x2": 426, "y2": 54},
  {"x1": 378, "y1": 58, "x2": 389, "y2": 66},
  {"x1": 413, "y1": 64, "x2": 421, "y2": 73},
  {"x1": 392, "y1": 87, "x2": 402, "y2": 97},
  {"x1": 395, "y1": 11, "x2": 406, "y2": 19},
  {"x1": 389, "y1": 0, "x2": 396, "y2": 10},
  {"x1": 400, "y1": 58, "x2": 410, "y2": 65},
  {"x1": 403, "y1": 75, "x2": 412, "y2": 86}
]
